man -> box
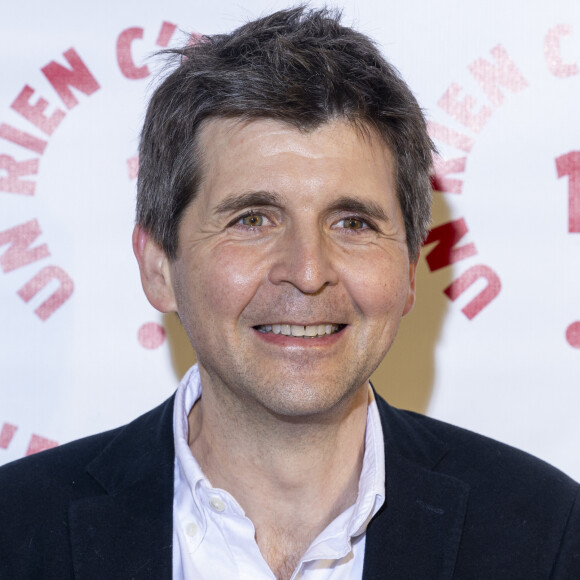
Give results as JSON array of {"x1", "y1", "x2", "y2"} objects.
[{"x1": 0, "y1": 6, "x2": 578, "y2": 579}]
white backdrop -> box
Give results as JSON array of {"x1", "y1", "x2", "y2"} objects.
[{"x1": 1, "y1": 0, "x2": 579, "y2": 480}]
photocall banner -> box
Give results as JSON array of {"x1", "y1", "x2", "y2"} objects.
[{"x1": 1, "y1": 0, "x2": 578, "y2": 480}]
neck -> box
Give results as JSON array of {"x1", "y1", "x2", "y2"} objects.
[{"x1": 187, "y1": 375, "x2": 369, "y2": 577}]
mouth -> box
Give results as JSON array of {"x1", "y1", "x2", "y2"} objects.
[{"x1": 254, "y1": 323, "x2": 345, "y2": 338}]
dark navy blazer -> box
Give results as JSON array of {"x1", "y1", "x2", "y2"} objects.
[{"x1": 0, "y1": 393, "x2": 578, "y2": 579}]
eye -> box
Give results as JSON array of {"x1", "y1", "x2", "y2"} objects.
[
  {"x1": 338, "y1": 217, "x2": 368, "y2": 230},
  {"x1": 228, "y1": 211, "x2": 273, "y2": 230},
  {"x1": 240, "y1": 213, "x2": 264, "y2": 227}
]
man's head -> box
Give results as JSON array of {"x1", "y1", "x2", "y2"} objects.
[
  {"x1": 136, "y1": 5, "x2": 434, "y2": 261},
  {"x1": 134, "y1": 6, "x2": 433, "y2": 418}
]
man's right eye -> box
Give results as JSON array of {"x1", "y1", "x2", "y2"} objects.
[{"x1": 240, "y1": 213, "x2": 264, "y2": 227}]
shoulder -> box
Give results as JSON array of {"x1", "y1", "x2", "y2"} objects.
[
  {"x1": 375, "y1": 396, "x2": 580, "y2": 576},
  {"x1": 376, "y1": 394, "x2": 578, "y2": 489},
  {"x1": 0, "y1": 427, "x2": 121, "y2": 578},
  {"x1": 0, "y1": 395, "x2": 175, "y2": 577},
  {"x1": 398, "y1": 405, "x2": 577, "y2": 490},
  {"x1": 0, "y1": 426, "x2": 120, "y2": 497},
  {"x1": 0, "y1": 394, "x2": 175, "y2": 501}
]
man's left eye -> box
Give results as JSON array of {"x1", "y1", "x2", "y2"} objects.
[{"x1": 339, "y1": 217, "x2": 367, "y2": 230}]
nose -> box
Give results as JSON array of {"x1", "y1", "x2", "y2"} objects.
[{"x1": 268, "y1": 228, "x2": 339, "y2": 294}]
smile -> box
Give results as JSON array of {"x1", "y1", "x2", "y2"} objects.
[{"x1": 255, "y1": 324, "x2": 344, "y2": 338}]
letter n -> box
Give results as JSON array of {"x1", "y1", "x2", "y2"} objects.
[
  {"x1": 0, "y1": 219, "x2": 50, "y2": 273},
  {"x1": 444, "y1": 265, "x2": 501, "y2": 319},
  {"x1": 17, "y1": 265, "x2": 74, "y2": 321},
  {"x1": 423, "y1": 218, "x2": 477, "y2": 271},
  {"x1": 469, "y1": 45, "x2": 528, "y2": 107},
  {"x1": 42, "y1": 48, "x2": 100, "y2": 110}
]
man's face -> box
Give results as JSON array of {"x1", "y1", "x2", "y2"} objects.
[{"x1": 164, "y1": 117, "x2": 416, "y2": 419}]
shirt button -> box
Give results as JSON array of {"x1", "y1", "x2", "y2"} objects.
[
  {"x1": 185, "y1": 522, "x2": 198, "y2": 538},
  {"x1": 209, "y1": 496, "x2": 226, "y2": 512}
]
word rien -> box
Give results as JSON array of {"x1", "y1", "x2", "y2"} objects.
[
  {"x1": 0, "y1": 21, "x2": 177, "y2": 321},
  {"x1": 425, "y1": 24, "x2": 580, "y2": 320}
]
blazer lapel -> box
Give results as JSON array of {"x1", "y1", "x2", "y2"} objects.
[
  {"x1": 363, "y1": 397, "x2": 470, "y2": 579},
  {"x1": 68, "y1": 397, "x2": 176, "y2": 579}
]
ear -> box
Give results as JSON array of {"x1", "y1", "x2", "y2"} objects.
[
  {"x1": 402, "y1": 252, "x2": 419, "y2": 316},
  {"x1": 132, "y1": 225, "x2": 177, "y2": 313}
]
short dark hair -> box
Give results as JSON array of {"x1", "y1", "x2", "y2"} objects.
[{"x1": 137, "y1": 5, "x2": 434, "y2": 259}]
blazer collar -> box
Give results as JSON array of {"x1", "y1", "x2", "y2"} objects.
[
  {"x1": 363, "y1": 396, "x2": 470, "y2": 579},
  {"x1": 69, "y1": 395, "x2": 176, "y2": 579}
]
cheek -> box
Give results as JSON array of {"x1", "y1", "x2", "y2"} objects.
[
  {"x1": 189, "y1": 244, "x2": 268, "y2": 319},
  {"x1": 344, "y1": 259, "x2": 411, "y2": 318}
]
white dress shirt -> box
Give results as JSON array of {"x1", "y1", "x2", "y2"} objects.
[{"x1": 172, "y1": 364, "x2": 385, "y2": 579}]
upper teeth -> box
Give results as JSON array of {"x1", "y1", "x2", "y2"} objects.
[{"x1": 258, "y1": 324, "x2": 339, "y2": 337}]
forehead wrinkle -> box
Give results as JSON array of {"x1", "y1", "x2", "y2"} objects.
[{"x1": 213, "y1": 190, "x2": 286, "y2": 215}]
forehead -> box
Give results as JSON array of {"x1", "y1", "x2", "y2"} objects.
[{"x1": 193, "y1": 116, "x2": 398, "y2": 212}]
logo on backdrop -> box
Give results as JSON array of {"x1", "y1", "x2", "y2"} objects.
[
  {"x1": 0, "y1": 20, "x2": 183, "y2": 455},
  {"x1": 0, "y1": 21, "x2": 179, "y2": 334},
  {"x1": 426, "y1": 24, "x2": 579, "y2": 348}
]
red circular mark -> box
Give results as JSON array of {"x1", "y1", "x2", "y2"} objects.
[
  {"x1": 138, "y1": 322, "x2": 166, "y2": 349},
  {"x1": 565, "y1": 322, "x2": 580, "y2": 349}
]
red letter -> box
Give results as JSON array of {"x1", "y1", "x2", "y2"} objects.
[
  {"x1": 0, "y1": 155, "x2": 39, "y2": 196},
  {"x1": 444, "y1": 265, "x2": 501, "y2": 320},
  {"x1": 0, "y1": 123, "x2": 47, "y2": 155},
  {"x1": 10, "y1": 85, "x2": 66, "y2": 135},
  {"x1": 127, "y1": 155, "x2": 139, "y2": 180},
  {"x1": 156, "y1": 21, "x2": 178, "y2": 47},
  {"x1": 566, "y1": 322, "x2": 580, "y2": 349},
  {"x1": 0, "y1": 219, "x2": 50, "y2": 273},
  {"x1": 469, "y1": 45, "x2": 528, "y2": 107},
  {"x1": 431, "y1": 156, "x2": 466, "y2": 194},
  {"x1": 0, "y1": 423, "x2": 17, "y2": 449},
  {"x1": 555, "y1": 151, "x2": 580, "y2": 233},
  {"x1": 26, "y1": 434, "x2": 58, "y2": 456},
  {"x1": 437, "y1": 83, "x2": 493, "y2": 133},
  {"x1": 423, "y1": 218, "x2": 478, "y2": 271},
  {"x1": 41, "y1": 48, "x2": 100, "y2": 110},
  {"x1": 428, "y1": 121, "x2": 474, "y2": 153},
  {"x1": 116, "y1": 27, "x2": 150, "y2": 79},
  {"x1": 545, "y1": 24, "x2": 578, "y2": 78},
  {"x1": 17, "y1": 265, "x2": 74, "y2": 320}
]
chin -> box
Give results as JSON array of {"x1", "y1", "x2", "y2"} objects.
[{"x1": 256, "y1": 377, "x2": 366, "y2": 421}]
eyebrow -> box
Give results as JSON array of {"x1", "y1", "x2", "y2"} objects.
[
  {"x1": 214, "y1": 191, "x2": 285, "y2": 214},
  {"x1": 326, "y1": 196, "x2": 390, "y2": 223}
]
